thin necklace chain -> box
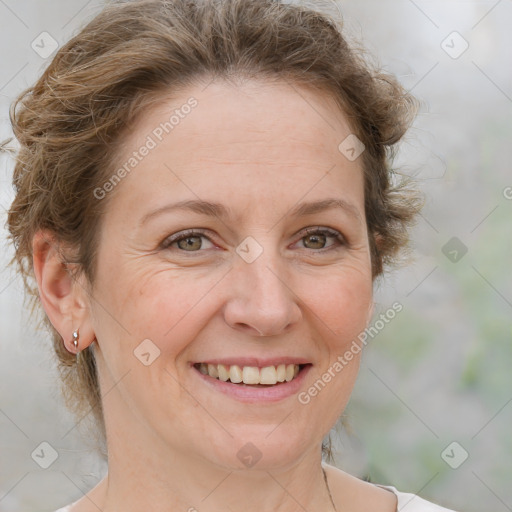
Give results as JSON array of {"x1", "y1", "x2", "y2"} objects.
[{"x1": 322, "y1": 466, "x2": 338, "y2": 512}]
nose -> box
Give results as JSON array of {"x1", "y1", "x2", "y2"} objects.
[{"x1": 222, "y1": 251, "x2": 302, "y2": 337}]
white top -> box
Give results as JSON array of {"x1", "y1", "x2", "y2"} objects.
[
  {"x1": 377, "y1": 485, "x2": 457, "y2": 511},
  {"x1": 53, "y1": 484, "x2": 458, "y2": 511}
]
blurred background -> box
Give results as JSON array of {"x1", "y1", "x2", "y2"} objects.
[{"x1": 0, "y1": 1, "x2": 511, "y2": 511}]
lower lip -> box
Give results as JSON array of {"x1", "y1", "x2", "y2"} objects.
[{"x1": 192, "y1": 364, "x2": 312, "y2": 403}]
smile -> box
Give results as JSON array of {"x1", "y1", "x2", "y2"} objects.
[{"x1": 194, "y1": 362, "x2": 306, "y2": 386}]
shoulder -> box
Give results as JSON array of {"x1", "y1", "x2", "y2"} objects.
[
  {"x1": 51, "y1": 474, "x2": 108, "y2": 512},
  {"x1": 323, "y1": 464, "x2": 458, "y2": 512},
  {"x1": 374, "y1": 484, "x2": 458, "y2": 511}
]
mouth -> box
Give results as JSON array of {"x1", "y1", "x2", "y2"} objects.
[{"x1": 193, "y1": 362, "x2": 310, "y2": 387}]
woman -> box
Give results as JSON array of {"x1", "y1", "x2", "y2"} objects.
[{"x1": 6, "y1": 0, "x2": 458, "y2": 510}]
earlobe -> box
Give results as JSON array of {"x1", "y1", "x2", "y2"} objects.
[
  {"x1": 373, "y1": 232, "x2": 384, "y2": 253},
  {"x1": 32, "y1": 229, "x2": 95, "y2": 353}
]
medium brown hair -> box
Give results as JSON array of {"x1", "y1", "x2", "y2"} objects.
[{"x1": 5, "y1": 0, "x2": 422, "y2": 456}]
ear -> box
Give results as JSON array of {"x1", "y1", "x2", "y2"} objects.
[
  {"x1": 32, "y1": 229, "x2": 96, "y2": 354},
  {"x1": 373, "y1": 231, "x2": 385, "y2": 254}
]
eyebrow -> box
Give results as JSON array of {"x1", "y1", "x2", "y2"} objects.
[{"x1": 140, "y1": 198, "x2": 362, "y2": 226}]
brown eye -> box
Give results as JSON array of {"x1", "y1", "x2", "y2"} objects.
[
  {"x1": 303, "y1": 232, "x2": 327, "y2": 249},
  {"x1": 176, "y1": 235, "x2": 203, "y2": 251},
  {"x1": 297, "y1": 227, "x2": 345, "y2": 252},
  {"x1": 161, "y1": 230, "x2": 215, "y2": 252}
]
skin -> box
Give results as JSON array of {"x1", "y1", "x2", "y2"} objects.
[{"x1": 33, "y1": 79, "x2": 397, "y2": 511}]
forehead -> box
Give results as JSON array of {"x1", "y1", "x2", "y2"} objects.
[
  {"x1": 120, "y1": 78, "x2": 356, "y2": 165},
  {"x1": 104, "y1": 78, "x2": 365, "y2": 223}
]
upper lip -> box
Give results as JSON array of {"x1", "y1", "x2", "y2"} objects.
[{"x1": 192, "y1": 357, "x2": 311, "y2": 367}]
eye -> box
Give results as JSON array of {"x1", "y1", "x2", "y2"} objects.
[
  {"x1": 161, "y1": 229, "x2": 215, "y2": 252},
  {"x1": 295, "y1": 227, "x2": 346, "y2": 251}
]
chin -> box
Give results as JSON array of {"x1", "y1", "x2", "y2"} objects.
[{"x1": 199, "y1": 424, "x2": 320, "y2": 472}]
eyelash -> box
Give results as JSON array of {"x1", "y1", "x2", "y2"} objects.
[{"x1": 160, "y1": 227, "x2": 346, "y2": 254}]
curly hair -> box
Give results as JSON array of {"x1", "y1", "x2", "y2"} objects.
[{"x1": 5, "y1": 0, "x2": 422, "y2": 456}]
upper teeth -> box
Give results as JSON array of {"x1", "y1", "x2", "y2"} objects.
[{"x1": 197, "y1": 363, "x2": 300, "y2": 385}]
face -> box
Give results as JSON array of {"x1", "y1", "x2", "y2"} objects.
[{"x1": 86, "y1": 79, "x2": 374, "y2": 470}]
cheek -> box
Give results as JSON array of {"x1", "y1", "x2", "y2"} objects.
[
  {"x1": 297, "y1": 271, "x2": 371, "y2": 426},
  {"x1": 305, "y1": 265, "x2": 373, "y2": 345},
  {"x1": 90, "y1": 268, "x2": 215, "y2": 414},
  {"x1": 134, "y1": 269, "x2": 223, "y2": 337},
  {"x1": 93, "y1": 266, "x2": 223, "y2": 359}
]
